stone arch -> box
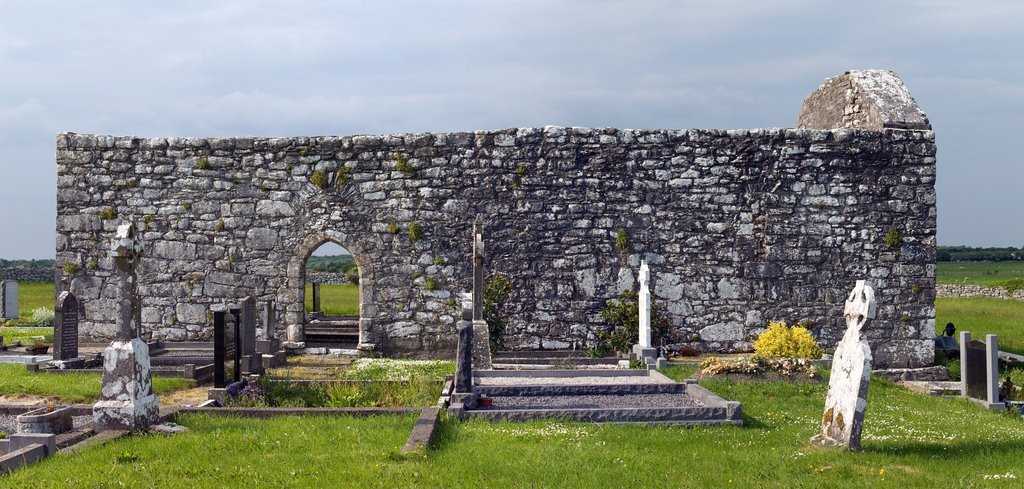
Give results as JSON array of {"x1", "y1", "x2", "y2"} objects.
[{"x1": 286, "y1": 229, "x2": 377, "y2": 350}]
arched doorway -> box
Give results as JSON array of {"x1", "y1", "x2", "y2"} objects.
[{"x1": 302, "y1": 240, "x2": 360, "y2": 347}]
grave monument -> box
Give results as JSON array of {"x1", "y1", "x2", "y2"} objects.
[
  {"x1": 51, "y1": 291, "x2": 84, "y2": 368},
  {"x1": 1, "y1": 280, "x2": 17, "y2": 319},
  {"x1": 960, "y1": 331, "x2": 1002, "y2": 410},
  {"x1": 812, "y1": 280, "x2": 876, "y2": 451},
  {"x1": 632, "y1": 260, "x2": 657, "y2": 364},
  {"x1": 92, "y1": 221, "x2": 160, "y2": 432},
  {"x1": 471, "y1": 216, "x2": 492, "y2": 370}
]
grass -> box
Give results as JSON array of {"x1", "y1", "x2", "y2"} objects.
[
  {"x1": 0, "y1": 364, "x2": 195, "y2": 403},
  {"x1": 250, "y1": 358, "x2": 455, "y2": 407},
  {"x1": 936, "y1": 261, "x2": 1024, "y2": 287},
  {"x1": 305, "y1": 283, "x2": 359, "y2": 316},
  {"x1": 8, "y1": 371, "x2": 1024, "y2": 487},
  {"x1": 0, "y1": 327, "x2": 54, "y2": 345},
  {"x1": 0, "y1": 281, "x2": 55, "y2": 326},
  {"x1": 935, "y1": 296, "x2": 1024, "y2": 355}
]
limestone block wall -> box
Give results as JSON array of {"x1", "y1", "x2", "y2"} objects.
[
  {"x1": 54, "y1": 125, "x2": 935, "y2": 367},
  {"x1": 936, "y1": 284, "x2": 1024, "y2": 301}
]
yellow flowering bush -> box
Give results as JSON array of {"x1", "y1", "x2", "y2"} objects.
[{"x1": 753, "y1": 320, "x2": 823, "y2": 359}]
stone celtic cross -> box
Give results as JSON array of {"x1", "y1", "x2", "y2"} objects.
[
  {"x1": 111, "y1": 221, "x2": 144, "y2": 340},
  {"x1": 814, "y1": 279, "x2": 877, "y2": 450}
]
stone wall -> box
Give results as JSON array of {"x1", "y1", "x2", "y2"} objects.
[
  {"x1": 936, "y1": 284, "x2": 1024, "y2": 301},
  {"x1": 306, "y1": 272, "x2": 353, "y2": 285},
  {"x1": 0, "y1": 268, "x2": 54, "y2": 282},
  {"x1": 54, "y1": 70, "x2": 938, "y2": 367}
]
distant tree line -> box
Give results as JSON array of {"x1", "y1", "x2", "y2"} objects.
[
  {"x1": 937, "y1": 246, "x2": 1023, "y2": 262},
  {"x1": 306, "y1": 254, "x2": 356, "y2": 273},
  {"x1": 0, "y1": 259, "x2": 55, "y2": 269}
]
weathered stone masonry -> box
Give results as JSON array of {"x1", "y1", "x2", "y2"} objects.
[{"x1": 55, "y1": 70, "x2": 937, "y2": 367}]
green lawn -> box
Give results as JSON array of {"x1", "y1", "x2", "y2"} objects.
[
  {"x1": 305, "y1": 282, "x2": 360, "y2": 316},
  {"x1": 0, "y1": 327, "x2": 54, "y2": 345},
  {"x1": 0, "y1": 364, "x2": 195, "y2": 403},
  {"x1": 937, "y1": 261, "x2": 1024, "y2": 286},
  {"x1": 7, "y1": 372, "x2": 1024, "y2": 487},
  {"x1": 935, "y1": 296, "x2": 1024, "y2": 355},
  {"x1": 0, "y1": 281, "x2": 56, "y2": 326}
]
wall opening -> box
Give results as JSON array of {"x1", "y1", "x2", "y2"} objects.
[{"x1": 302, "y1": 240, "x2": 361, "y2": 347}]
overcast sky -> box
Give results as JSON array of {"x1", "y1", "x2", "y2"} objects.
[{"x1": 1, "y1": 0, "x2": 1021, "y2": 259}]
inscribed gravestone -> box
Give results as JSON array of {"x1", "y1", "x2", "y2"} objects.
[
  {"x1": 240, "y1": 296, "x2": 256, "y2": 356},
  {"x1": 1, "y1": 280, "x2": 18, "y2": 319},
  {"x1": 813, "y1": 280, "x2": 876, "y2": 451},
  {"x1": 312, "y1": 282, "x2": 321, "y2": 313},
  {"x1": 959, "y1": 332, "x2": 1001, "y2": 409},
  {"x1": 53, "y1": 291, "x2": 79, "y2": 361},
  {"x1": 214, "y1": 309, "x2": 241, "y2": 388}
]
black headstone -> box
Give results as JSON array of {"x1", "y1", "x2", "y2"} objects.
[
  {"x1": 312, "y1": 282, "x2": 321, "y2": 313},
  {"x1": 964, "y1": 340, "x2": 987, "y2": 400},
  {"x1": 53, "y1": 291, "x2": 79, "y2": 360},
  {"x1": 214, "y1": 309, "x2": 241, "y2": 388}
]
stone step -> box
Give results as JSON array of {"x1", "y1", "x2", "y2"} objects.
[{"x1": 491, "y1": 356, "x2": 619, "y2": 365}]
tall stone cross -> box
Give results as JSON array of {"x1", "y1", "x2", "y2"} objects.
[
  {"x1": 813, "y1": 279, "x2": 877, "y2": 451},
  {"x1": 94, "y1": 220, "x2": 159, "y2": 432},
  {"x1": 111, "y1": 221, "x2": 144, "y2": 340},
  {"x1": 472, "y1": 215, "x2": 485, "y2": 322},
  {"x1": 638, "y1": 260, "x2": 651, "y2": 349}
]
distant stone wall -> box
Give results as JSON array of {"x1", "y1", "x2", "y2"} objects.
[
  {"x1": 0, "y1": 268, "x2": 54, "y2": 282},
  {"x1": 936, "y1": 284, "x2": 1024, "y2": 301},
  {"x1": 54, "y1": 70, "x2": 938, "y2": 367},
  {"x1": 306, "y1": 272, "x2": 352, "y2": 285}
]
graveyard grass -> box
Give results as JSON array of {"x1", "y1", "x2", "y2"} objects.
[
  {"x1": 8, "y1": 368, "x2": 1024, "y2": 487},
  {"x1": 304, "y1": 283, "x2": 359, "y2": 316},
  {"x1": 5, "y1": 280, "x2": 55, "y2": 326},
  {"x1": 935, "y1": 296, "x2": 1024, "y2": 355},
  {"x1": 0, "y1": 364, "x2": 194, "y2": 403}
]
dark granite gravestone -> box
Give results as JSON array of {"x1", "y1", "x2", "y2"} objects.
[
  {"x1": 214, "y1": 309, "x2": 241, "y2": 388},
  {"x1": 964, "y1": 339, "x2": 987, "y2": 399},
  {"x1": 1, "y1": 280, "x2": 18, "y2": 319},
  {"x1": 53, "y1": 291, "x2": 80, "y2": 361},
  {"x1": 312, "y1": 282, "x2": 321, "y2": 313}
]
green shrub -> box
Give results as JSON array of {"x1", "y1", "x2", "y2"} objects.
[
  {"x1": 423, "y1": 277, "x2": 439, "y2": 291},
  {"x1": 63, "y1": 262, "x2": 80, "y2": 275},
  {"x1": 615, "y1": 229, "x2": 631, "y2": 253},
  {"x1": 87, "y1": 259, "x2": 99, "y2": 270},
  {"x1": 182, "y1": 202, "x2": 192, "y2": 211},
  {"x1": 884, "y1": 227, "x2": 901, "y2": 248},
  {"x1": 336, "y1": 166, "x2": 352, "y2": 187},
  {"x1": 194, "y1": 157, "x2": 210, "y2": 170},
  {"x1": 31, "y1": 308, "x2": 55, "y2": 327},
  {"x1": 408, "y1": 223, "x2": 423, "y2": 241},
  {"x1": 753, "y1": 321, "x2": 823, "y2": 359},
  {"x1": 998, "y1": 278, "x2": 1024, "y2": 294},
  {"x1": 592, "y1": 289, "x2": 670, "y2": 357},
  {"x1": 388, "y1": 222, "x2": 399, "y2": 235},
  {"x1": 98, "y1": 208, "x2": 117, "y2": 220},
  {"x1": 345, "y1": 266, "x2": 360, "y2": 285},
  {"x1": 394, "y1": 153, "x2": 413, "y2": 174},
  {"x1": 484, "y1": 274, "x2": 513, "y2": 353},
  {"x1": 310, "y1": 169, "x2": 328, "y2": 190}
]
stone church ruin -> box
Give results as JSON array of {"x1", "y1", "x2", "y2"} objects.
[{"x1": 55, "y1": 70, "x2": 937, "y2": 368}]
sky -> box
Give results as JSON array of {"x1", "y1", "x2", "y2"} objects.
[{"x1": 1, "y1": 0, "x2": 1022, "y2": 259}]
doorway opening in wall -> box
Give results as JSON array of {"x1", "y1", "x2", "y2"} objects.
[{"x1": 303, "y1": 241, "x2": 360, "y2": 347}]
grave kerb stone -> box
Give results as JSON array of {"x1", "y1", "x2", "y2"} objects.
[{"x1": 959, "y1": 331, "x2": 1004, "y2": 409}]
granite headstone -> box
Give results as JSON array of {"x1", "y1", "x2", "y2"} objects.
[{"x1": 53, "y1": 291, "x2": 80, "y2": 361}]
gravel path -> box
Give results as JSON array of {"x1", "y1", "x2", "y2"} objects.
[
  {"x1": 477, "y1": 376, "x2": 661, "y2": 386},
  {"x1": 483, "y1": 393, "x2": 704, "y2": 410}
]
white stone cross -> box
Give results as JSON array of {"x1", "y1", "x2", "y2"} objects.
[
  {"x1": 638, "y1": 260, "x2": 651, "y2": 349},
  {"x1": 813, "y1": 279, "x2": 876, "y2": 451}
]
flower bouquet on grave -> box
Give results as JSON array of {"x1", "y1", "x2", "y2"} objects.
[{"x1": 25, "y1": 337, "x2": 50, "y2": 354}]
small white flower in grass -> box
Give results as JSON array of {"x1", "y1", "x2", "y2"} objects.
[{"x1": 982, "y1": 473, "x2": 1016, "y2": 480}]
